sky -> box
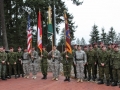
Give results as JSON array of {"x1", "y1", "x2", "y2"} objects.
[{"x1": 56, "y1": 0, "x2": 120, "y2": 44}]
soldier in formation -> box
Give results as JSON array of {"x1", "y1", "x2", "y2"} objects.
[
  {"x1": 40, "y1": 46, "x2": 48, "y2": 79},
  {"x1": 62, "y1": 48, "x2": 73, "y2": 82}
]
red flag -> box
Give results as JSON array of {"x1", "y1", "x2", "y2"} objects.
[
  {"x1": 27, "y1": 15, "x2": 32, "y2": 54},
  {"x1": 64, "y1": 11, "x2": 72, "y2": 54},
  {"x1": 37, "y1": 11, "x2": 42, "y2": 52}
]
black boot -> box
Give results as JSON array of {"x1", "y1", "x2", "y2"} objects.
[
  {"x1": 88, "y1": 75, "x2": 91, "y2": 81},
  {"x1": 15, "y1": 75, "x2": 17, "y2": 79},
  {"x1": 106, "y1": 80, "x2": 110, "y2": 86},
  {"x1": 98, "y1": 79, "x2": 104, "y2": 84},
  {"x1": 44, "y1": 75, "x2": 47, "y2": 79},
  {"x1": 22, "y1": 74, "x2": 24, "y2": 77},
  {"x1": 2, "y1": 76, "x2": 7, "y2": 80},
  {"x1": 64, "y1": 77, "x2": 68, "y2": 81},
  {"x1": 111, "y1": 81, "x2": 117, "y2": 86},
  {"x1": 8, "y1": 75, "x2": 11, "y2": 79},
  {"x1": 18, "y1": 75, "x2": 20, "y2": 78},
  {"x1": 68, "y1": 77, "x2": 70, "y2": 82},
  {"x1": 41, "y1": 74, "x2": 45, "y2": 79},
  {"x1": 92, "y1": 76, "x2": 95, "y2": 81}
]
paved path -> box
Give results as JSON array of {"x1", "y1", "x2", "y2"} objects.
[{"x1": 0, "y1": 72, "x2": 119, "y2": 90}]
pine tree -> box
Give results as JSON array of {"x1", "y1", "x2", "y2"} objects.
[
  {"x1": 100, "y1": 28, "x2": 106, "y2": 44},
  {"x1": 89, "y1": 24, "x2": 100, "y2": 44},
  {"x1": 76, "y1": 38, "x2": 81, "y2": 45},
  {"x1": 80, "y1": 37, "x2": 86, "y2": 45}
]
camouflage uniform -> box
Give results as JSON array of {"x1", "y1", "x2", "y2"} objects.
[
  {"x1": 30, "y1": 50, "x2": 38, "y2": 78},
  {"x1": 62, "y1": 51, "x2": 73, "y2": 81},
  {"x1": 41, "y1": 50, "x2": 48, "y2": 79},
  {"x1": 84, "y1": 50, "x2": 88, "y2": 79},
  {"x1": 0, "y1": 51, "x2": 7, "y2": 80},
  {"x1": 111, "y1": 50, "x2": 120, "y2": 86},
  {"x1": 87, "y1": 49, "x2": 96, "y2": 81},
  {"x1": 16, "y1": 51, "x2": 24, "y2": 77},
  {"x1": 72, "y1": 49, "x2": 77, "y2": 78},
  {"x1": 48, "y1": 49, "x2": 60, "y2": 80},
  {"x1": 98, "y1": 50, "x2": 110, "y2": 85},
  {"x1": 7, "y1": 52, "x2": 17, "y2": 78}
]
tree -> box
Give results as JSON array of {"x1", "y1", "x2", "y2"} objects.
[
  {"x1": 107, "y1": 27, "x2": 116, "y2": 43},
  {"x1": 80, "y1": 37, "x2": 86, "y2": 45},
  {"x1": 3, "y1": 0, "x2": 82, "y2": 49},
  {"x1": 58, "y1": 28, "x2": 65, "y2": 46},
  {"x1": 89, "y1": 24, "x2": 100, "y2": 44},
  {"x1": 100, "y1": 28, "x2": 106, "y2": 44},
  {"x1": 0, "y1": 0, "x2": 8, "y2": 50},
  {"x1": 76, "y1": 38, "x2": 81, "y2": 45}
]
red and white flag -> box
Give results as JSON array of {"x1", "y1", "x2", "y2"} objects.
[
  {"x1": 27, "y1": 15, "x2": 32, "y2": 53},
  {"x1": 37, "y1": 11, "x2": 42, "y2": 52}
]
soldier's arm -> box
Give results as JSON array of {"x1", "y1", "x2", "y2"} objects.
[
  {"x1": 42, "y1": 51, "x2": 48, "y2": 59},
  {"x1": 67, "y1": 53, "x2": 73, "y2": 59},
  {"x1": 54, "y1": 51, "x2": 60, "y2": 59},
  {"x1": 83, "y1": 51, "x2": 87, "y2": 64}
]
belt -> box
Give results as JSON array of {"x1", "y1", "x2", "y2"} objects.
[{"x1": 75, "y1": 59, "x2": 83, "y2": 61}]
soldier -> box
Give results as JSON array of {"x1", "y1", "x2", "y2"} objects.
[
  {"x1": 30, "y1": 47, "x2": 38, "y2": 79},
  {"x1": 7, "y1": 47, "x2": 17, "y2": 79},
  {"x1": 87, "y1": 45, "x2": 96, "y2": 81},
  {"x1": 0, "y1": 46, "x2": 7, "y2": 80},
  {"x1": 111, "y1": 45, "x2": 120, "y2": 87},
  {"x1": 72, "y1": 44, "x2": 77, "y2": 79},
  {"x1": 48, "y1": 45, "x2": 60, "y2": 81},
  {"x1": 98, "y1": 46, "x2": 110, "y2": 86},
  {"x1": 83, "y1": 46, "x2": 88, "y2": 80},
  {"x1": 74, "y1": 45, "x2": 87, "y2": 83},
  {"x1": 41, "y1": 46, "x2": 48, "y2": 79},
  {"x1": 16, "y1": 47, "x2": 24, "y2": 77},
  {"x1": 107, "y1": 43, "x2": 113, "y2": 82},
  {"x1": 93, "y1": 43, "x2": 99, "y2": 79},
  {"x1": 62, "y1": 48, "x2": 73, "y2": 82},
  {"x1": 22, "y1": 48, "x2": 30, "y2": 79}
]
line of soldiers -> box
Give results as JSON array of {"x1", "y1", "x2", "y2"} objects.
[
  {"x1": 0, "y1": 43, "x2": 120, "y2": 88},
  {"x1": 0, "y1": 46, "x2": 38, "y2": 80}
]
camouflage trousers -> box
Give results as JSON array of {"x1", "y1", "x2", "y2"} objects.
[
  {"x1": 41, "y1": 62, "x2": 48, "y2": 75},
  {"x1": 63, "y1": 63, "x2": 71, "y2": 77},
  {"x1": 99, "y1": 66, "x2": 109, "y2": 80},
  {"x1": 0, "y1": 63, "x2": 6, "y2": 77},
  {"x1": 8, "y1": 64, "x2": 17, "y2": 76},
  {"x1": 51, "y1": 61, "x2": 60, "y2": 78},
  {"x1": 112, "y1": 69, "x2": 120, "y2": 81},
  {"x1": 23, "y1": 63, "x2": 30, "y2": 76},
  {"x1": 30, "y1": 63, "x2": 37, "y2": 75},
  {"x1": 76, "y1": 61, "x2": 84, "y2": 79}
]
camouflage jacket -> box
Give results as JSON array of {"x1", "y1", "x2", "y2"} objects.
[
  {"x1": 0, "y1": 51, "x2": 7, "y2": 62},
  {"x1": 7, "y1": 52, "x2": 17, "y2": 64}
]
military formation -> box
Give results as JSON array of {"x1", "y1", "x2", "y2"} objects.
[{"x1": 0, "y1": 43, "x2": 120, "y2": 88}]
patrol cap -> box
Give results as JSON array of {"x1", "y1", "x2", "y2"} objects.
[
  {"x1": 111, "y1": 43, "x2": 115, "y2": 45},
  {"x1": 93, "y1": 43, "x2": 97, "y2": 46},
  {"x1": 100, "y1": 42, "x2": 103, "y2": 44}
]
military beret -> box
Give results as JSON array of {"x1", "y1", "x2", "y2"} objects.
[
  {"x1": 114, "y1": 45, "x2": 118, "y2": 48},
  {"x1": 10, "y1": 47, "x2": 13, "y2": 49},
  {"x1": 93, "y1": 43, "x2": 97, "y2": 45},
  {"x1": 89, "y1": 45, "x2": 92, "y2": 47},
  {"x1": 111, "y1": 43, "x2": 115, "y2": 45},
  {"x1": 18, "y1": 47, "x2": 21, "y2": 49},
  {"x1": 74, "y1": 44, "x2": 77, "y2": 46},
  {"x1": 84, "y1": 46, "x2": 87, "y2": 48},
  {"x1": 100, "y1": 42, "x2": 103, "y2": 44},
  {"x1": 43, "y1": 46, "x2": 46, "y2": 48}
]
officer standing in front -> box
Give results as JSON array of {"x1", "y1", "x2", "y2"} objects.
[
  {"x1": 62, "y1": 48, "x2": 73, "y2": 82},
  {"x1": 0, "y1": 46, "x2": 7, "y2": 80},
  {"x1": 48, "y1": 45, "x2": 60, "y2": 81},
  {"x1": 41, "y1": 46, "x2": 48, "y2": 79},
  {"x1": 74, "y1": 45, "x2": 87, "y2": 83}
]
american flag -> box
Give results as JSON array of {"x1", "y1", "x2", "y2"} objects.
[{"x1": 27, "y1": 15, "x2": 32, "y2": 54}]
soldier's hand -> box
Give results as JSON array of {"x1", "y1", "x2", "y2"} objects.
[
  {"x1": 66, "y1": 55, "x2": 68, "y2": 58},
  {"x1": 7, "y1": 62, "x2": 9, "y2": 65},
  {"x1": 14, "y1": 62, "x2": 16, "y2": 64},
  {"x1": 52, "y1": 55, "x2": 54, "y2": 58},
  {"x1": 2, "y1": 61, "x2": 5, "y2": 63},
  {"x1": 41, "y1": 55, "x2": 43, "y2": 57},
  {"x1": 95, "y1": 62, "x2": 96, "y2": 65}
]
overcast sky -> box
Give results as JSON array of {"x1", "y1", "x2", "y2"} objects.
[{"x1": 56, "y1": 0, "x2": 120, "y2": 44}]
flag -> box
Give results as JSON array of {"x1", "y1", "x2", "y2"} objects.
[
  {"x1": 47, "y1": 6, "x2": 53, "y2": 38},
  {"x1": 64, "y1": 11, "x2": 72, "y2": 54},
  {"x1": 37, "y1": 11, "x2": 42, "y2": 53},
  {"x1": 27, "y1": 14, "x2": 32, "y2": 54}
]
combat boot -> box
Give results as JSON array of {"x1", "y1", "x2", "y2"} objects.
[
  {"x1": 18, "y1": 75, "x2": 20, "y2": 78},
  {"x1": 22, "y1": 74, "x2": 24, "y2": 77},
  {"x1": 41, "y1": 75, "x2": 45, "y2": 79},
  {"x1": 8, "y1": 75, "x2": 11, "y2": 79},
  {"x1": 2, "y1": 76, "x2": 7, "y2": 80},
  {"x1": 44, "y1": 75, "x2": 47, "y2": 79},
  {"x1": 111, "y1": 81, "x2": 117, "y2": 86},
  {"x1": 64, "y1": 77, "x2": 68, "y2": 81},
  {"x1": 15, "y1": 75, "x2": 17, "y2": 79},
  {"x1": 106, "y1": 80, "x2": 110, "y2": 86},
  {"x1": 98, "y1": 79, "x2": 104, "y2": 84},
  {"x1": 68, "y1": 77, "x2": 70, "y2": 82},
  {"x1": 88, "y1": 75, "x2": 91, "y2": 82}
]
